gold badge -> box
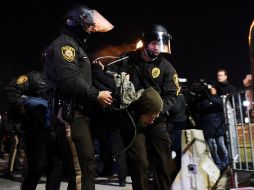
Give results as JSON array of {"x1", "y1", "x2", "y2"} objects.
[
  {"x1": 151, "y1": 67, "x2": 160, "y2": 78},
  {"x1": 61, "y1": 46, "x2": 75, "y2": 62},
  {"x1": 16, "y1": 75, "x2": 28, "y2": 85},
  {"x1": 173, "y1": 73, "x2": 180, "y2": 95}
]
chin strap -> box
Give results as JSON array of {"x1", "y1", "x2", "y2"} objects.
[
  {"x1": 142, "y1": 49, "x2": 158, "y2": 62},
  {"x1": 147, "y1": 49, "x2": 158, "y2": 60}
]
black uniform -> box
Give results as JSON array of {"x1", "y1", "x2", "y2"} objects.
[
  {"x1": 119, "y1": 50, "x2": 179, "y2": 190},
  {"x1": 43, "y1": 27, "x2": 100, "y2": 190},
  {"x1": 4, "y1": 71, "x2": 61, "y2": 190},
  {"x1": 129, "y1": 51, "x2": 179, "y2": 112}
]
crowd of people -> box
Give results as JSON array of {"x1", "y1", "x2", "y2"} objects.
[{"x1": 0, "y1": 3, "x2": 241, "y2": 190}]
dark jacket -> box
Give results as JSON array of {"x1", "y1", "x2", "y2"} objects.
[
  {"x1": 167, "y1": 93, "x2": 188, "y2": 123},
  {"x1": 91, "y1": 63, "x2": 117, "y2": 97},
  {"x1": 112, "y1": 51, "x2": 179, "y2": 115},
  {"x1": 4, "y1": 71, "x2": 48, "y2": 127},
  {"x1": 216, "y1": 81, "x2": 237, "y2": 95},
  {"x1": 198, "y1": 94, "x2": 225, "y2": 138},
  {"x1": 43, "y1": 27, "x2": 99, "y2": 108},
  {"x1": 4, "y1": 71, "x2": 47, "y2": 109}
]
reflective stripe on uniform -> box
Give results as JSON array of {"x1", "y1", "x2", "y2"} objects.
[
  {"x1": 57, "y1": 107, "x2": 82, "y2": 190},
  {"x1": 66, "y1": 132, "x2": 82, "y2": 190}
]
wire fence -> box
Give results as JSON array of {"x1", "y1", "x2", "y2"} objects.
[{"x1": 223, "y1": 86, "x2": 254, "y2": 188}]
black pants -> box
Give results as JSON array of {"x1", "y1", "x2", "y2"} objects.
[
  {"x1": 127, "y1": 122, "x2": 172, "y2": 190},
  {"x1": 21, "y1": 130, "x2": 61, "y2": 190},
  {"x1": 111, "y1": 130, "x2": 127, "y2": 182},
  {"x1": 90, "y1": 107, "x2": 129, "y2": 181},
  {"x1": 93, "y1": 129, "x2": 127, "y2": 180},
  {"x1": 168, "y1": 120, "x2": 188, "y2": 178},
  {"x1": 62, "y1": 112, "x2": 96, "y2": 190}
]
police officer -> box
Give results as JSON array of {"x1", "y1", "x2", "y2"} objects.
[
  {"x1": 118, "y1": 24, "x2": 179, "y2": 190},
  {"x1": 43, "y1": 4, "x2": 113, "y2": 190},
  {"x1": 4, "y1": 71, "x2": 61, "y2": 190}
]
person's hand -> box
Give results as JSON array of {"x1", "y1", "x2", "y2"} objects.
[
  {"x1": 210, "y1": 87, "x2": 217, "y2": 95},
  {"x1": 93, "y1": 60, "x2": 104, "y2": 70},
  {"x1": 243, "y1": 74, "x2": 252, "y2": 87},
  {"x1": 97, "y1": 91, "x2": 113, "y2": 106}
]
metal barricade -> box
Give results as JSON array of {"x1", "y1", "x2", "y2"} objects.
[{"x1": 223, "y1": 87, "x2": 254, "y2": 188}]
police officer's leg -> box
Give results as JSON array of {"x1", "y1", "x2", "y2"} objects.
[
  {"x1": 127, "y1": 131, "x2": 149, "y2": 190},
  {"x1": 148, "y1": 122, "x2": 172, "y2": 190},
  {"x1": 21, "y1": 131, "x2": 48, "y2": 190},
  {"x1": 95, "y1": 131, "x2": 112, "y2": 177},
  {"x1": 111, "y1": 130, "x2": 127, "y2": 186},
  {"x1": 45, "y1": 131, "x2": 61, "y2": 190},
  {"x1": 30, "y1": 105, "x2": 61, "y2": 190},
  {"x1": 67, "y1": 112, "x2": 96, "y2": 190}
]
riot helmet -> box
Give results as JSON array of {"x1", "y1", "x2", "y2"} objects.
[
  {"x1": 65, "y1": 4, "x2": 114, "y2": 34},
  {"x1": 142, "y1": 24, "x2": 171, "y2": 59}
]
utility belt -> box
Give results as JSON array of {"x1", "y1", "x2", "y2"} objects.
[
  {"x1": 48, "y1": 88, "x2": 89, "y2": 123},
  {"x1": 49, "y1": 96, "x2": 75, "y2": 123}
]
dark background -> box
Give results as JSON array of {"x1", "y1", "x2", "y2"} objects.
[{"x1": 0, "y1": 0, "x2": 254, "y2": 111}]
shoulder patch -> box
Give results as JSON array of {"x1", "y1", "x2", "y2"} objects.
[
  {"x1": 151, "y1": 67, "x2": 160, "y2": 78},
  {"x1": 61, "y1": 46, "x2": 75, "y2": 62},
  {"x1": 16, "y1": 75, "x2": 28, "y2": 85},
  {"x1": 173, "y1": 73, "x2": 180, "y2": 95}
]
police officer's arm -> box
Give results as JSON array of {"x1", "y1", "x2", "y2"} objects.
[
  {"x1": 52, "y1": 44, "x2": 112, "y2": 105},
  {"x1": 4, "y1": 74, "x2": 31, "y2": 113},
  {"x1": 161, "y1": 64, "x2": 179, "y2": 114},
  {"x1": 92, "y1": 63, "x2": 116, "y2": 92}
]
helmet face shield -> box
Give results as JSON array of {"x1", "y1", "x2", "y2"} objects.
[
  {"x1": 157, "y1": 32, "x2": 171, "y2": 54},
  {"x1": 66, "y1": 5, "x2": 114, "y2": 33},
  {"x1": 144, "y1": 32, "x2": 172, "y2": 54},
  {"x1": 81, "y1": 9, "x2": 114, "y2": 33}
]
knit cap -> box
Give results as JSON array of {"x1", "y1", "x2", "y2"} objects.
[{"x1": 133, "y1": 87, "x2": 163, "y2": 114}]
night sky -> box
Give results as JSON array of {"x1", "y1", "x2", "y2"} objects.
[{"x1": 1, "y1": 0, "x2": 254, "y2": 110}]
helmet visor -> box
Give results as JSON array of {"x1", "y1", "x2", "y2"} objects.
[
  {"x1": 88, "y1": 10, "x2": 114, "y2": 32},
  {"x1": 144, "y1": 32, "x2": 171, "y2": 54}
]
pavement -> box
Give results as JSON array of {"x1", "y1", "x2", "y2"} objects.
[
  {"x1": 0, "y1": 157, "x2": 133, "y2": 190},
  {"x1": 0, "y1": 176, "x2": 133, "y2": 190},
  {"x1": 1, "y1": 172, "x2": 254, "y2": 190},
  {"x1": 0, "y1": 155, "x2": 162, "y2": 190},
  {"x1": 1, "y1": 157, "x2": 254, "y2": 190}
]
